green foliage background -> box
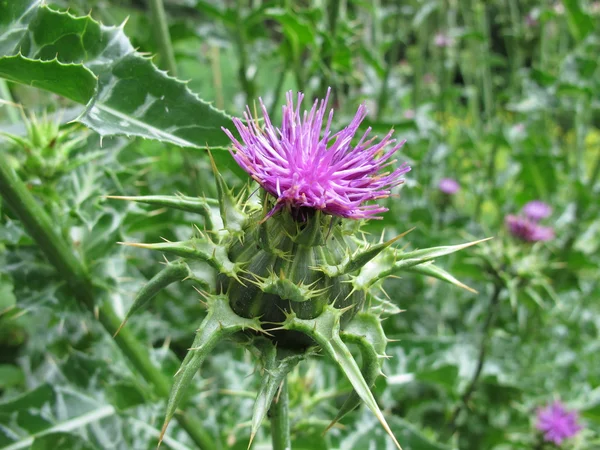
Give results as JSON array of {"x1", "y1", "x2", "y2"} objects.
[{"x1": 1, "y1": 0, "x2": 599, "y2": 449}]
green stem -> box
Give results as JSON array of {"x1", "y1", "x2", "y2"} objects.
[
  {"x1": 376, "y1": 11, "x2": 402, "y2": 120},
  {"x1": 234, "y1": 3, "x2": 256, "y2": 104},
  {"x1": 477, "y1": 1, "x2": 494, "y2": 121},
  {"x1": 0, "y1": 79, "x2": 20, "y2": 124},
  {"x1": 506, "y1": 0, "x2": 523, "y2": 96},
  {"x1": 317, "y1": 0, "x2": 341, "y2": 97},
  {"x1": 148, "y1": 0, "x2": 178, "y2": 75},
  {"x1": 562, "y1": 140, "x2": 600, "y2": 256},
  {"x1": 445, "y1": 283, "x2": 503, "y2": 438},
  {"x1": 474, "y1": 140, "x2": 499, "y2": 222},
  {"x1": 269, "y1": 60, "x2": 290, "y2": 120},
  {"x1": 0, "y1": 161, "x2": 216, "y2": 450},
  {"x1": 269, "y1": 378, "x2": 291, "y2": 450}
]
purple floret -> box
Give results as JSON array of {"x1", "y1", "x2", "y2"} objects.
[
  {"x1": 439, "y1": 178, "x2": 460, "y2": 195},
  {"x1": 505, "y1": 215, "x2": 554, "y2": 242},
  {"x1": 222, "y1": 89, "x2": 410, "y2": 220},
  {"x1": 523, "y1": 200, "x2": 552, "y2": 222},
  {"x1": 536, "y1": 401, "x2": 582, "y2": 445}
]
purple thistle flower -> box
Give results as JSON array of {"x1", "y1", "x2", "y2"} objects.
[
  {"x1": 505, "y1": 215, "x2": 554, "y2": 242},
  {"x1": 439, "y1": 178, "x2": 460, "y2": 195},
  {"x1": 525, "y1": 13, "x2": 538, "y2": 27},
  {"x1": 434, "y1": 32, "x2": 453, "y2": 48},
  {"x1": 536, "y1": 401, "x2": 582, "y2": 445},
  {"x1": 222, "y1": 89, "x2": 410, "y2": 220},
  {"x1": 523, "y1": 200, "x2": 552, "y2": 222}
]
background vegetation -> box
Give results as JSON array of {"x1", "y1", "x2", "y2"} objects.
[{"x1": 1, "y1": 0, "x2": 599, "y2": 449}]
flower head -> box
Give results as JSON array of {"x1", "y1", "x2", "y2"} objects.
[
  {"x1": 439, "y1": 178, "x2": 460, "y2": 195},
  {"x1": 222, "y1": 89, "x2": 410, "y2": 220},
  {"x1": 536, "y1": 401, "x2": 582, "y2": 445},
  {"x1": 505, "y1": 215, "x2": 554, "y2": 242},
  {"x1": 523, "y1": 200, "x2": 552, "y2": 222},
  {"x1": 434, "y1": 32, "x2": 453, "y2": 48},
  {"x1": 525, "y1": 13, "x2": 538, "y2": 27}
]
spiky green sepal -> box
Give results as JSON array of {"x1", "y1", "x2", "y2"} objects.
[
  {"x1": 159, "y1": 294, "x2": 264, "y2": 444},
  {"x1": 114, "y1": 260, "x2": 191, "y2": 337},
  {"x1": 354, "y1": 238, "x2": 491, "y2": 290},
  {"x1": 209, "y1": 152, "x2": 249, "y2": 234},
  {"x1": 326, "y1": 312, "x2": 388, "y2": 430},
  {"x1": 248, "y1": 338, "x2": 307, "y2": 447},
  {"x1": 123, "y1": 237, "x2": 241, "y2": 279},
  {"x1": 107, "y1": 194, "x2": 221, "y2": 230},
  {"x1": 276, "y1": 306, "x2": 403, "y2": 449}
]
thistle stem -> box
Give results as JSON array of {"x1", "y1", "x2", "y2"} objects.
[
  {"x1": 317, "y1": 0, "x2": 341, "y2": 98},
  {"x1": 148, "y1": 0, "x2": 178, "y2": 75},
  {"x1": 234, "y1": 3, "x2": 256, "y2": 104},
  {"x1": 376, "y1": 10, "x2": 402, "y2": 121},
  {"x1": 269, "y1": 60, "x2": 290, "y2": 120},
  {"x1": 0, "y1": 160, "x2": 216, "y2": 450},
  {"x1": 270, "y1": 378, "x2": 291, "y2": 450},
  {"x1": 445, "y1": 283, "x2": 503, "y2": 437},
  {"x1": 0, "y1": 79, "x2": 20, "y2": 124}
]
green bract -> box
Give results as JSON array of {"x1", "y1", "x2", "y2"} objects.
[{"x1": 113, "y1": 163, "x2": 486, "y2": 449}]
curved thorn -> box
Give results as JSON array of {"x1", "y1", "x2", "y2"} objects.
[{"x1": 114, "y1": 261, "x2": 190, "y2": 337}]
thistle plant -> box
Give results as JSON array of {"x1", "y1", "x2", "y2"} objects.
[{"x1": 113, "y1": 90, "x2": 486, "y2": 449}]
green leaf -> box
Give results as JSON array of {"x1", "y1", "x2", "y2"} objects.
[
  {"x1": 0, "y1": 54, "x2": 96, "y2": 104},
  {"x1": 31, "y1": 432, "x2": 98, "y2": 450},
  {"x1": 332, "y1": 411, "x2": 450, "y2": 450},
  {"x1": 0, "y1": 385, "x2": 115, "y2": 449},
  {"x1": 105, "y1": 381, "x2": 148, "y2": 411},
  {"x1": 0, "y1": 0, "x2": 233, "y2": 148},
  {"x1": 0, "y1": 364, "x2": 24, "y2": 389},
  {"x1": 562, "y1": 0, "x2": 595, "y2": 42},
  {"x1": 0, "y1": 272, "x2": 16, "y2": 311},
  {"x1": 264, "y1": 8, "x2": 316, "y2": 61}
]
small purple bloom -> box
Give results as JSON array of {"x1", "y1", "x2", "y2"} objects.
[
  {"x1": 439, "y1": 178, "x2": 460, "y2": 195},
  {"x1": 222, "y1": 89, "x2": 410, "y2": 220},
  {"x1": 403, "y1": 109, "x2": 415, "y2": 120},
  {"x1": 423, "y1": 73, "x2": 436, "y2": 85},
  {"x1": 523, "y1": 200, "x2": 552, "y2": 222},
  {"x1": 505, "y1": 215, "x2": 554, "y2": 242},
  {"x1": 536, "y1": 401, "x2": 582, "y2": 445},
  {"x1": 434, "y1": 32, "x2": 452, "y2": 48},
  {"x1": 525, "y1": 13, "x2": 538, "y2": 27}
]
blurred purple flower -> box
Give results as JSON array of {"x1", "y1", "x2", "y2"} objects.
[
  {"x1": 505, "y1": 215, "x2": 554, "y2": 242},
  {"x1": 439, "y1": 178, "x2": 460, "y2": 195},
  {"x1": 423, "y1": 73, "x2": 436, "y2": 85},
  {"x1": 525, "y1": 13, "x2": 538, "y2": 27},
  {"x1": 222, "y1": 89, "x2": 410, "y2": 220},
  {"x1": 434, "y1": 32, "x2": 453, "y2": 48},
  {"x1": 403, "y1": 109, "x2": 415, "y2": 120},
  {"x1": 553, "y1": 2, "x2": 565, "y2": 15},
  {"x1": 536, "y1": 401, "x2": 582, "y2": 445},
  {"x1": 523, "y1": 200, "x2": 552, "y2": 222}
]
